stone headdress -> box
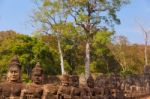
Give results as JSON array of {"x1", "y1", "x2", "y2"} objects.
[
  {"x1": 32, "y1": 62, "x2": 43, "y2": 74},
  {"x1": 60, "y1": 74, "x2": 70, "y2": 82},
  {"x1": 70, "y1": 75, "x2": 79, "y2": 82},
  {"x1": 8, "y1": 55, "x2": 21, "y2": 70},
  {"x1": 87, "y1": 74, "x2": 94, "y2": 83}
]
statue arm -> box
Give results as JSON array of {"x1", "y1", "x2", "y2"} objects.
[
  {"x1": 20, "y1": 89, "x2": 27, "y2": 99},
  {"x1": 42, "y1": 86, "x2": 49, "y2": 99},
  {"x1": 42, "y1": 92, "x2": 48, "y2": 99},
  {"x1": 57, "y1": 86, "x2": 63, "y2": 95},
  {"x1": 57, "y1": 86, "x2": 63, "y2": 99},
  {"x1": 80, "y1": 87, "x2": 91, "y2": 99},
  {"x1": 70, "y1": 87, "x2": 74, "y2": 98}
]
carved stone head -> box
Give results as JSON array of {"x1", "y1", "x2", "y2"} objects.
[
  {"x1": 60, "y1": 74, "x2": 70, "y2": 86},
  {"x1": 144, "y1": 64, "x2": 150, "y2": 75},
  {"x1": 87, "y1": 75, "x2": 94, "y2": 88},
  {"x1": 70, "y1": 75, "x2": 79, "y2": 87},
  {"x1": 31, "y1": 62, "x2": 43, "y2": 85},
  {"x1": 7, "y1": 56, "x2": 21, "y2": 82}
]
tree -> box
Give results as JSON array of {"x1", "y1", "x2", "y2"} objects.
[
  {"x1": 110, "y1": 35, "x2": 129, "y2": 72},
  {"x1": 32, "y1": 0, "x2": 71, "y2": 74},
  {"x1": 0, "y1": 30, "x2": 60, "y2": 76},
  {"x1": 109, "y1": 35, "x2": 150, "y2": 74},
  {"x1": 33, "y1": 0, "x2": 129, "y2": 77},
  {"x1": 91, "y1": 30, "x2": 120, "y2": 74},
  {"x1": 64, "y1": 0, "x2": 129, "y2": 78},
  {"x1": 137, "y1": 22, "x2": 150, "y2": 65}
]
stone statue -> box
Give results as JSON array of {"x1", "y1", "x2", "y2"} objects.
[
  {"x1": 70, "y1": 75, "x2": 82, "y2": 99},
  {"x1": 86, "y1": 75, "x2": 104, "y2": 99},
  {"x1": 83, "y1": 75, "x2": 102, "y2": 99},
  {"x1": 42, "y1": 84, "x2": 58, "y2": 99},
  {"x1": 144, "y1": 64, "x2": 150, "y2": 75},
  {"x1": 124, "y1": 76, "x2": 133, "y2": 98},
  {"x1": 57, "y1": 74, "x2": 71, "y2": 99},
  {"x1": 79, "y1": 74, "x2": 91, "y2": 99},
  {"x1": 20, "y1": 62, "x2": 44, "y2": 99},
  {"x1": 0, "y1": 56, "x2": 24, "y2": 99}
]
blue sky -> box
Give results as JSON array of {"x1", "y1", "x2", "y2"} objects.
[
  {"x1": 0, "y1": 0, "x2": 35, "y2": 34},
  {"x1": 0, "y1": 0, "x2": 150, "y2": 44},
  {"x1": 115, "y1": 0, "x2": 150, "y2": 44}
]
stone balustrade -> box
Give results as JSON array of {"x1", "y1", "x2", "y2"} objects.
[{"x1": 1, "y1": 74, "x2": 150, "y2": 99}]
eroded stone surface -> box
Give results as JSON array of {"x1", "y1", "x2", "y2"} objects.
[
  {"x1": 0, "y1": 73, "x2": 150, "y2": 99},
  {"x1": 70, "y1": 75, "x2": 82, "y2": 99},
  {"x1": 20, "y1": 62, "x2": 44, "y2": 99},
  {"x1": 0, "y1": 56, "x2": 24, "y2": 99},
  {"x1": 43, "y1": 84, "x2": 58, "y2": 99},
  {"x1": 57, "y1": 74, "x2": 71, "y2": 99},
  {"x1": 1, "y1": 56, "x2": 150, "y2": 99}
]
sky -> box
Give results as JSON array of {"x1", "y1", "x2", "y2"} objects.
[
  {"x1": 0, "y1": 0, "x2": 35, "y2": 34},
  {"x1": 0, "y1": 0, "x2": 150, "y2": 44},
  {"x1": 115, "y1": 0, "x2": 150, "y2": 44}
]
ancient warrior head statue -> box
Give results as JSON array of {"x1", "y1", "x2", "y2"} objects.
[
  {"x1": 31, "y1": 62, "x2": 44, "y2": 84},
  {"x1": 32, "y1": 62, "x2": 43, "y2": 74},
  {"x1": 70, "y1": 75, "x2": 79, "y2": 87},
  {"x1": 8, "y1": 55, "x2": 21, "y2": 70},
  {"x1": 87, "y1": 75, "x2": 94, "y2": 88},
  {"x1": 7, "y1": 55, "x2": 21, "y2": 82},
  {"x1": 60, "y1": 74, "x2": 70, "y2": 86}
]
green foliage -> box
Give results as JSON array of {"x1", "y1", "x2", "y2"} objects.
[
  {"x1": 0, "y1": 30, "x2": 60, "y2": 76},
  {"x1": 120, "y1": 68, "x2": 136, "y2": 76},
  {"x1": 0, "y1": 0, "x2": 145, "y2": 77},
  {"x1": 75, "y1": 65, "x2": 85, "y2": 75},
  {"x1": 0, "y1": 29, "x2": 148, "y2": 76},
  {"x1": 32, "y1": 0, "x2": 129, "y2": 77},
  {"x1": 66, "y1": 0, "x2": 129, "y2": 28},
  {"x1": 22, "y1": 73, "x2": 31, "y2": 83},
  {"x1": 90, "y1": 30, "x2": 120, "y2": 73}
]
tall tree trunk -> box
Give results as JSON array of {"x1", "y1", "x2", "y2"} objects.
[
  {"x1": 122, "y1": 51, "x2": 127, "y2": 70},
  {"x1": 56, "y1": 33, "x2": 65, "y2": 75},
  {"x1": 137, "y1": 22, "x2": 148, "y2": 65},
  {"x1": 85, "y1": 39, "x2": 90, "y2": 79},
  {"x1": 145, "y1": 35, "x2": 148, "y2": 65}
]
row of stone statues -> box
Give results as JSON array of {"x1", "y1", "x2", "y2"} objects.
[
  {"x1": 0, "y1": 56, "x2": 105, "y2": 99},
  {"x1": 0, "y1": 56, "x2": 150, "y2": 99}
]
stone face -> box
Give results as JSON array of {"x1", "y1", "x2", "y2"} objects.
[
  {"x1": 7, "y1": 56, "x2": 21, "y2": 83},
  {"x1": 0, "y1": 56, "x2": 23, "y2": 99},
  {"x1": 57, "y1": 74, "x2": 71, "y2": 99},
  {"x1": 87, "y1": 75, "x2": 105, "y2": 99},
  {"x1": 144, "y1": 65, "x2": 150, "y2": 75},
  {"x1": 31, "y1": 62, "x2": 44, "y2": 85},
  {"x1": 20, "y1": 62, "x2": 44, "y2": 99},
  {"x1": 79, "y1": 75, "x2": 104, "y2": 99},
  {"x1": 70, "y1": 75, "x2": 79, "y2": 87},
  {"x1": 95, "y1": 75, "x2": 106, "y2": 88},
  {"x1": 70, "y1": 75, "x2": 82, "y2": 99}
]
